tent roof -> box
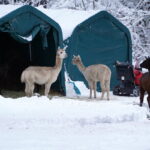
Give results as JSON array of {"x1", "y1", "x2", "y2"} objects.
[
  {"x1": 74, "y1": 10, "x2": 131, "y2": 41},
  {"x1": 70, "y1": 10, "x2": 132, "y2": 62},
  {"x1": 0, "y1": 5, "x2": 63, "y2": 46},
  {"x1": 0, "y1": 5, "x2": 131, "y2": 46},
  {"x1": 0, "y1": 5, "x2": 61, "y2": 30},
  {"x1": 0, "y1": 5, "x2": 98, "y2": 40}
]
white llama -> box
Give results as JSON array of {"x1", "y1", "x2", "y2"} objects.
[
  {"x1": 21, "y1": 48, "x2": 67, "y2": 97},
  {"x1": 72, "y1": 55, "x2": 111, "y2": 100}
]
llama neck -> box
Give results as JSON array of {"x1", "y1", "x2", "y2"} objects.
[
  {"x1": 76, "y1": 60, "x2": 86, "y2": 73},
  {"x1": 54, "y1": 56, "x2": 63, "y2": 72}
]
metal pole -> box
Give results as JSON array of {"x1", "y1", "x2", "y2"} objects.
[{"x1": 29, "y1": 43, "x2": 32, "y2": 62}]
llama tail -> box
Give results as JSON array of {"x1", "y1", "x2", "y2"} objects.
[
  {"x1": 103, "y1": 68, "x2": 111, "y2": 91},
  {"x1": 105, "y1": 79, "x2": 110, "y2": 90},
  {"x1": 21, "y1": 71, "x2": 25, "y2": 83}
]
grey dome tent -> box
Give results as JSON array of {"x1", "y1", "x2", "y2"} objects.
[
  {"x1": 0, "y1": 5, "x2": 65, "y2": 94},
  {"x1": 65, "y1": 11, "x2": 132, "y2": 91}
]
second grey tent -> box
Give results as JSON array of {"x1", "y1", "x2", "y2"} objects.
[{"x1": 65, "y1": 11, "x2": 132, "y2": 91}]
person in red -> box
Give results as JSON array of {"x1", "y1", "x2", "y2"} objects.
[
  {"x1": 134, "y1": 58, "x2": 143, "y2": 86},
  {"x1": 134, "y1": 68, "x2": 143, "y2": 86}
]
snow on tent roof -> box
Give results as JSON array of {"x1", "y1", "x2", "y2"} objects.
[
  {"x1": 0, "y1": 5, "x2": 99, "y2": 40},
  {"x1": 0, "y1": 5, "x2": 22, "y2": 18},
  {"x1": 37, "y1": 7, "x2": 98, "y2": 40}
]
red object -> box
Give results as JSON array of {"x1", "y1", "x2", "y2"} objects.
[{"x1": 134, "y1": 69, "x2": 143, "y2": 85}]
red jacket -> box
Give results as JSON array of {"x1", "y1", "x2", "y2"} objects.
[{"x1": 134, "y1": 69, "x2": 143, "y2": 85}]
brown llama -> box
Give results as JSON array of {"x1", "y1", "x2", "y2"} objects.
[
  {"x1": 21, "y1": 49, "x2": 67, "y2": 97},
  {"x1": 139, "y1": 57, "x2": 150, "y2": 109},
  {"x1": 140, "y1": 56, "x2": 150, "y2": 72},
  {"x1": 72, "y1": 55, "x2": 111, "y2": 100}
]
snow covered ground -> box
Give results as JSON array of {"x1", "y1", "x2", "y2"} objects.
[
  {"x1": 0, "y1": 69, "x2": 149, "y2": 150},
  {"x1": 0, "y1": 4, "x2": 150, "y2": 150},
  {"x1": 0, "y1": 91, "x2": 150, "y2": 150},
  {"x1": 0, "y1": 87, "x2": 150, "y2": 150},
  {"x1": 0, "y1": 74, "x2": 150, "y2": 150}
]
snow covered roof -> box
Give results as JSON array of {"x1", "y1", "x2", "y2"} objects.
[
  {"x1": 37, "y1": 6, "x2": 98, "y2": 39},
  {"x1": 0, "y1": 5, "x2": 98, "y2": 40},
  {"x1": 0, "y1": 5, "x2": 22, "y2": 18}
]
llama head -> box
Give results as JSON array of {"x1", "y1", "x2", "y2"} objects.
[
  {"x1": 63, "y1": 46, "x2": 68, "y2": 51},
  {"x1": 57, "y1": 49, "x2": 67, "y2": 59},
  {"x1": 72, "y1": 55, "x2": 81, "y2": 65},
  {"x1": 140, "y1": 56, "x2": 150, "y2": 69}
]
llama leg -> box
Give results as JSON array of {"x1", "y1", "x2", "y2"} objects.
[
  {"x1": 106, "y1": 89, "x2": 110, "y2": 100},
  {"x1": 45, "y1": 83, "x2": 51, "y2": 96},
  {"x1": 147, "y1": 93, "x2": 150, "y2": 109},
  {"x1": 93, "y1": 81, "x2": 96, "y2": 98},
  {"x1": 89, "y1": 86, "x2": 92, "y2": 99},
  {"x1": 88, "y1": 82, "x2": 93, "y2": 99},
  {"x1": 140, "y1": 87, "x2": 145, "y2": 107},
  {"x1": 26, "y1": 83, "x2": 34, "y2": 97},
  {"x1": 100, "y1": 81, "x2": 105, "y2": 100},
  {"x1": 25, "y1": 82, "x2": 30, "y2": 97},
  {"x1": 29, "y1": 83, "x2": 35, "y2": 96},
  {"x1": 25, "y1": 83, "x2": 28, "y2": 96},
  {"x1": 105, "y1": 80, "x2": 110, "y2": 100},
  {"x1": 100, "y1": 90, "x2": 105, "y2": 100}
]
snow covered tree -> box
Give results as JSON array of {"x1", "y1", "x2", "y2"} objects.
[{"x1": 0, "y1": 0, "x2": 149, "y2": 63}]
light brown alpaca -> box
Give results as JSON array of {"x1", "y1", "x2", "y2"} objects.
[
  {"x1": 72, "y1": 55, "x2": 111, "y2": 100},
  {"x1": 21, "y1": 49, "x2": 67, "y2": 97}
]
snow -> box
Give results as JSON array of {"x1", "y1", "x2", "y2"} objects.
[
  {"x1": 37, "y1": 6, "x2": 98, "y2": 39},
  {"x1": 0, "y1": 4, "x2": 22, "y2": 17},
  {"x1": 0, "y1": 4, "x2": 150, "y2": 150},
  {"x1": 0, "y1": 93, "x2": 150, "y2": 150},
  {"x1": 0, "y1": 80, "x2": 150, "y2": 150},
  {"x1": 19, "y1": 35, "x2": 32, "y2": 41}
]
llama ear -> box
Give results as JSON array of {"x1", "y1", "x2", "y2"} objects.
[
  {"x1": 63, "y1": 45, "x2": 68, "y2": 51},
  {"x1": 78, "y1": 55, "x2": 81, "y2": 60}
]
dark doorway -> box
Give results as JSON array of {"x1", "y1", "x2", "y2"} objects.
[{"x1": 0, "y1": 30, "x2": 63, "y2": 96}]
